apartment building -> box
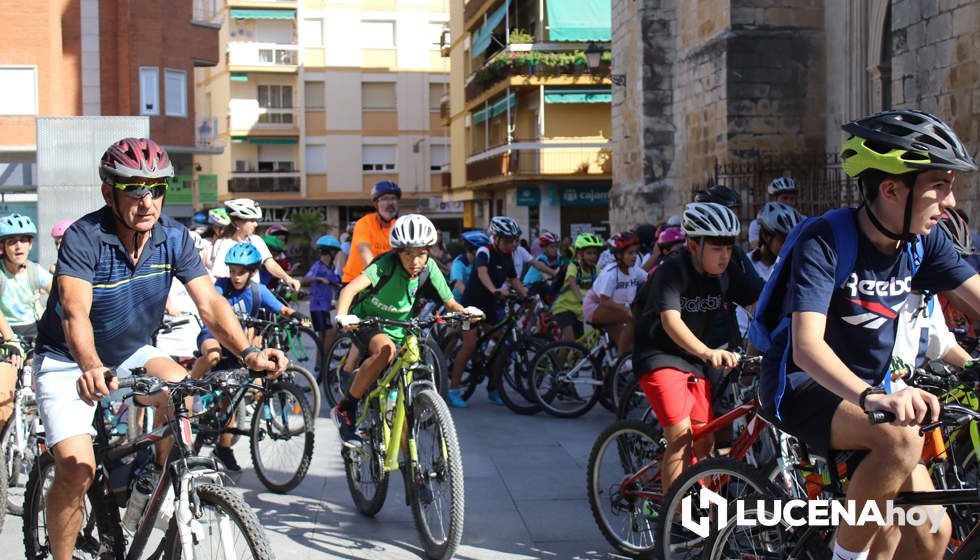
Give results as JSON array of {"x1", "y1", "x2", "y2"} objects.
[
  {"x1": 195, "y1": 0, "x2": 456, "y2": 230},
  {"x1": 0, "y1": 0, "x2": 221, "y2": 221},
  {"x1": 446, "y1": 0, "x2": 612, "y2": 239}
]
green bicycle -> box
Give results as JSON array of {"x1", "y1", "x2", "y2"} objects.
[{"x1": 341, "y1": 312, "x2": 472, "y2": 560}]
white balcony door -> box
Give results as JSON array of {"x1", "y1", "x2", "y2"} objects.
[{"x1": 255, "y1": 20, "x2": 293, "y2": 44}]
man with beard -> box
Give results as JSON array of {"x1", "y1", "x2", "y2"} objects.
[{"x1": 341, "y1": 181, "x2": 401, "y2": 283}]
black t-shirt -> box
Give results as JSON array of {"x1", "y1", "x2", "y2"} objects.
[
  {"x1": 634, "y1": 248, "x2": 761, "y2": 377},
  {"x1": 461, "y1": 246, "x2": 516, "y2": 310}
]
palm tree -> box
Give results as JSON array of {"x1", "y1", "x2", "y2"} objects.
[{"x1": 289, "y1": 209, "x2": 334, "y2": 273}]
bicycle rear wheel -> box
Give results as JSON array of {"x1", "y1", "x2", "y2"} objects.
[
  {"x1": 586, "y1": 419, "x2": 665, "y2": 558},
  {"x1": 530, "y1": 341, "x2": 602, "y2": 418},
  {"x1": 250, "y1": 382, "x2": 315, "y2": 493},
  {"x1": 493, "y1": 337, "x2": 546, "y2": 415},
  {"x1": 282, "y1": 364, "x2": 321, "y2": 418},
  {"x1": 164, "y1": 484, "x2": 274, "y2": 559},
  {"x1": 343, "y1": 404, "x2": 390, "y2": 516},
  {"x1": 608, "y1": 353, "x2": 634, "y2": 412},
  {"x1": 23, "y1": 453, "x2": 105, "y2": 560},
  {"x1": 656, "y1": 457, "x2": 785, "y2": 560},
  {"x1": 4, "y1": 405, "x2": 40, "y2": 515},
  {"x1": 409, "y1": 388, "x2": 465, "y2": 560},
  {"x1": 617, "y1": 375, "x2": 654, "y2": 423}
]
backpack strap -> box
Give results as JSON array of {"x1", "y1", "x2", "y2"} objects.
[
  {"x1": 249, "y1": 282, "x2": 262, "y2": 317},
  {"x1": 351, "y1": 251, "x2": 398, "y2": 310}
]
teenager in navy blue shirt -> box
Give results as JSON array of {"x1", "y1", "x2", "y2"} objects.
[
  {"x1": 758, "y1": 111, "x2": 980, "y2": 560},
  {"x1": 34, "y1": 138, "x2": 287, "y2": 559}
]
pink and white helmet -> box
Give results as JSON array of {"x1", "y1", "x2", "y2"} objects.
[
  {"x1": 657, "y1": 226, "x2": 685, "y2": 246},
  {"x1": 51, "y1": 218, "x2": 76, "y2": 238},
  {"x1": 99, "y1": 138, "x2": 174, "y2": 183}
]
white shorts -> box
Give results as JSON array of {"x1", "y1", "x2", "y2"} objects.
[{"x1": 35, "y1": 345, "x2": 169, "y2": 448}]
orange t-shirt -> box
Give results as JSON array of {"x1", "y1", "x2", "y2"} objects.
[{"x1": 341, "y1": 213, "x2": 394, "y2": 282}]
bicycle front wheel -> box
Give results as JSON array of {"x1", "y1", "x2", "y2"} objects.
[
  {"x1": 343, "y1": 404, "x2": 390, "y2": 516},
  {"x1": 586, "y1": 419, "x2": 665, "y2": 558},
  {"x1": 24, "y1": 453, "x2": 104, "y2": 560},
  {"x1": 656, "y1": 457, "x2": 784, "y2": 560},
  {"x1": 530, "y1": 341, "x2": 602, "y2": 418},
  {"x1": 250, "y1": 382, "x2": 315, "y2": 493},
  {"x1": 409, "y1": 388, "x2": 465, "y2": 560},
  {"x1": 164, "y1": 484, "x2": 274, "y2": 559}
]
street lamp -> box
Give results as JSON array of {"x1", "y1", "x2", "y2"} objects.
[{"x1": 584, "y1": 42, "x2": 603, "y2": 72}]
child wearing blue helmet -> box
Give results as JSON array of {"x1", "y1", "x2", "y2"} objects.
[
  {"x1": 450, "y1": 230, "x2": 490, "y2": 301},
  {"x1": 302, "y1": 235, "x2": 343, "y2": 354},
  {"x1": 190, "y1": 242, "x2": 304, "y2": 471},
  {"x1": 0, "y1": 214, "x2": 52, "y2": 338}
]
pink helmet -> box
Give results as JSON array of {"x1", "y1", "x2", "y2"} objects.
[
  {"x1": 51, "y1": 218, "x2": 76, "y2": 238},
  {"x1": 99, "y1": 138, "x2": 174, "y2": 183},
  {"x1": 657, "y1": 226, "x2": 685, "y2": 246},
  {"x1": 266, "y1": 224, "x2": 289, "y2": 236},
  {"x1": 538, "y1": 231, "x2": 560, "y2": 246}
]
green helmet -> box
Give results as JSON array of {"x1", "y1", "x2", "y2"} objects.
[
  {"x1": 262, "y1": 234, "x2": 284, "y2": 252},
  {"x1": 574, "y1": 232, "x2": 603, "y2": 250},
  {"x1": 840, "y1": 109, "x2": 977, "y2": 177}
]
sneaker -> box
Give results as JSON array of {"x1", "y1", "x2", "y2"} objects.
[
  {"x1": 487, "y1": 389, "x2": 504, "y2": 406},
  {"x1": 331, "y1": 401, "x2": 363, "y2": 448},
  {"x1": 213, "y1": 446, "x2": 242, "y2": 472},
  {"x1": 446, "y1": 388, "x2": 469, "y2": 409}
]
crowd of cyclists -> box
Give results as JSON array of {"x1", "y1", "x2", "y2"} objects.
[{"x1": 0, "y1": 107, "x2": 979, "y2": 559}]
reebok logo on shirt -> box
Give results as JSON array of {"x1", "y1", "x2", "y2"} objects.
[
  {"x1": 680, "y1": 294, "x2": 722, "y2": 313},
  {"x1": 843, "y1": 273, "x2": 912, "y2": 298}
]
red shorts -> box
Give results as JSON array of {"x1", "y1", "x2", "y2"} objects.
[{"x1": 639, "y1": 367, "x2": 712, "y2": 427}]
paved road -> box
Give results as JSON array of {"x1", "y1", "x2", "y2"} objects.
[{"x1": 1, "y1": 393, "x2": 626, "y2": 559}]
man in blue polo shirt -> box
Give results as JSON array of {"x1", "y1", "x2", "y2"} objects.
[{"x1": 35, "y1": 138, "x2": 288, "y2": 560}]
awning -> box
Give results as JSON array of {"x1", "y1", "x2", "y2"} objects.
[
  {"x1": 543, "y1": 87, "x2": 611, "y2": 104},
  {"x1": 472, "y1": 92, "x2": 516, "y2": 124},
  {"x1": 471, "y1": 0, "x2": 511, "y2": 58},
  {"x1": 230, "y1": 72, "x2": 249, "y2": 82},
  {"x1": 545, "y1": 0, "x2": 611, "y2": 41},
  {"x1": 230, "y1": 9, "x2": 296, "y2": 19}
]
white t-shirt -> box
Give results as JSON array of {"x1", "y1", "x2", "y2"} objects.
[
  {"x1": 591, "y1": 262, "x2": 647, "y2": 306},
  {"x1": 209, "y1": 235, "x2": 273, "y2": 282},
  {"x1": 511, "y1": 245, "x2": 533, "y2": 279}
]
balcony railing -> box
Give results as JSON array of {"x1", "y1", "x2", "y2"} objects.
[
  {"x1": 466, "y1": 143, "x2": 611, "y2": 183},
  {"x1": 229, "y1": 172, "x2": 300, "y2": 193},
  {"x1": 228, "y1": 42, "x2": 298, "y2": 68}
]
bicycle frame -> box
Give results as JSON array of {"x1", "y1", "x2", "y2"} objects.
[
  {"x1": 356, "y1": 334, "x2": 431, "y2": 473},
  {"x1": 621, "y1": 398, "x2": 769, "y2": 502},
  {"x1": 89, "y1": 394, "x2": 227, "y2": 560}
]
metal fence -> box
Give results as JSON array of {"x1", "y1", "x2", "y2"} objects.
[{"x1": 690, "y1": 153, "x2": 862, "y2": 223}]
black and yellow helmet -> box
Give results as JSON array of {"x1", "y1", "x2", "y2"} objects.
[{"x1": 840, "y1": 109, "x2": 977, "y2": 177}]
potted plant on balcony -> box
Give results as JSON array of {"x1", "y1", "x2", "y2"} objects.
[{"x1": 508, "y1": 28, "x2": 535, "y2": 45}]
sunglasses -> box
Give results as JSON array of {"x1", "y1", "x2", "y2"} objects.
[{"x1": 113, "y1": 182, "x2": 169, "y2": 199}]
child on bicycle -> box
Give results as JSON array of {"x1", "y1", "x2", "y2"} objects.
[
  {"x1": 190, "y1": 242, "x2": 303, "y2": 471},
  {"x1": 583, "y1": 231, "x2": 647, "y2": 355},
  {"x1": 448, "y1": 216, "x2": 529, "y2": 409},
  {"x1": 449, "y1": 230, "x2": 491, "y2": 301},
  {"x1": 633, "y1": 202, "x2": 760, "y2": 492},
  {"x1": 550, "y1": 232, "x2": 603, "y2": 341},
  {"x1": 522, "y1": 231, "x2": 565, "y2": 299},
  {"x1": 302, "y1": 235, "x2": 343, "y2": 366},
  {"x1": 333, "y1": 214, "x2": 481, "y2": 447}
]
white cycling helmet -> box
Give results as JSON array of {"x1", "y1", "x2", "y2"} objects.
[
  {"x1": 682, "y1": 202, "x2": 741, "y2": 238},
  {"x1": 390, "y1": 214, "x2": 438, "y2": 248},
  {"x1": 767, "y1": 177, "x2": 798, "y2": 196},
  {"x1": 224, "y1": 198, "x2": 262, "y2": 220},
  {"x1": 488, "y1": 216, "x2": 522, "y2": 238},
  {"x1": 757, "y1": 202, "x2": 803, "y2": 237}
]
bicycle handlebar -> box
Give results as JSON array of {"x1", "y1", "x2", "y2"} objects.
[
  {"x1": 111, "y1": 368, "x2": 257, "y2": 399},
  {"x1": 866, "y1": 403, "x2": 980, "y2": 434},
  {"x1": 345, "y1": 312, "x2": 480, "y2": 331}
]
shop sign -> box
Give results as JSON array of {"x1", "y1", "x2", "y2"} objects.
[
  {"x1": 561, "y1": 186, "x2": 609, "y2": 206},
  {"x1": 516, "y1": 187, "x2": 541, "y2": 206}
]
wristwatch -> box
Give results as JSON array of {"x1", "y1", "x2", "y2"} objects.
[
  {"x1": 858, "y1": 385, "x2": 886, "y2": 412},
  {"x1": 239, "y1": 345, "x2": 262, "y2": 364}
]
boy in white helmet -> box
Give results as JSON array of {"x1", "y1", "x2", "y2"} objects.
[{"x1": 332, "y1": 214, "x2": 482, "y2": 447}]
